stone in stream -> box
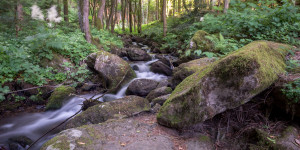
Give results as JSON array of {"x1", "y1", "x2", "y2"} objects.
[
  {"x1": 146, "y1": 86, "x2": 172, "y2": 102},
  {"x1": 126, "y1": 79, "x2": 159, "y2": 97},
  {"x1": 155, "y1": 54, "x2": 171, "y2": 67},
  {"x1": 45, "y1": 86, "x2": 75, "y2": 110},
  {"x1": 157, "y1": 41, "x2": 291, "y2": 129},
  {"x1": 150, "y1": 61, "x2": 172, "y2": 76},
  {"x1": 172, "y1": 57, "x2": 215, "y2": 88},
  {"x1": 65, "y1": 95, "x2": 150, "y2": 129},
  {"x1": 125, "y1": 47, "x2": 152, "y2": 61},
  {"x1": 8, "y1": 136, "x2": 33, "y2": 149},
  {"x1": 86, "y1": 50, "x2": 136, "y2": 91}
]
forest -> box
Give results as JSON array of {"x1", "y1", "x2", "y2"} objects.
[{"x1": 0, "y1": 0, "x2": 299, "y2": 149}]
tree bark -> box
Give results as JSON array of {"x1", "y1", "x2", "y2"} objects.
[
  {"x1": 57, "y1": 0, "x2": 61, "y2": 16},
  {"x1": 96, "y1": 0, "x2": 106, "y2": 29},
  {"x1": 182, "y1": 0, "x2": 189, "y2": 12},
  {"x1": 121, "y1": 0, "x2": 125, "y2": 31},
  {"x1": 147, "y1": 0, "x2": 150, "y2": 23},
  {"x1": 111, "y1": 0, "x2": 118, "y2": 32},
  {"x1": 178, "y1": 0, "x2": 181, "y2": 12},
  {"x1": 129, "y1": 0, "x2": 133, "y2": 33},
  {"x1": 107, "y1": 0, "x2": 115, "y2": 30},
  {"x1": 78, "y1": 0, "x2": 84, "y2": 32},
  {"x1": 63, "y1": 0, "x2": 69, "y2": 22},
  {"x1": 162, "y1": 0, "x2": 167, "y2": 37},
  {"x1": 223, "y1": 0, "x2": 229, "y2": 13},
  {"x1": 15, "y1": 1, "x2": 23, "y2": 37},
  {"x1": 173, "y1": 0, "x2": 175, "y2": 16},
  {"x1": 138, "y1": 0, "x2": 142, "y2": 33},
  {"x1": 156, "y1": 0, "x2": 159, "y2": 20},
  {"x1": 83, "y1": 0, "x2": 92, "y2": 43}
]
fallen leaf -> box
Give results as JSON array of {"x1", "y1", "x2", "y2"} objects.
[{"x1": 120, "y1": 142, "x2": 126, "y2": 147}]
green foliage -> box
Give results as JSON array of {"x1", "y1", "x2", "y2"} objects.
[
  {"x1": 0, "y1": 85, "x2": 10, "y2": 102},
  {"x1": 91, "y1": 29, "x2": 123, "y2": 51},
  {"x1": 281, "y1": 79, "x2": 300, "y2": 103},
  {"x1": 204, "y1": 33, "x2": 240, "y2": 55},
  {"x1": 202, "y1": 0, "x2": 300, "y2": 45}
]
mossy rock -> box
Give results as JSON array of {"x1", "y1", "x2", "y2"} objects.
[
  {"x1": 190, "y1": 30, "x2": 214, "y2": 52},
  {"x1": 172, "y1": 57, "x2": 216, "y2": 88},
  {"x1": 86, "y1": 50, "x2": 136, "y2": 92},
  {"x1": 45, "y1": 86, "x2": 75, "y2": 110},
  {"x1": 146, "y1": 86, "x2": 172, "y2": 102},
  {"x1": 157, "y1": 41, "x2": 291, "y2": 129},
  {"x1": 65, "y1": 96, "x2": 150, "y2": 129}
]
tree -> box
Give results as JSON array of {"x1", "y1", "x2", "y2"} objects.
[
  {"x1": 223, "y1": 0, "x2": 229, "y2": 13},
  {"x1": 79, "y1": 0, "x2": 92, "y2": 43},
  {"x1": 95, "y1": 0, "x2": 106, "y2": 29},
  {"x1": 129, "y1": 0, "x2": 133, "y2": 32},
  {"x1": 63, "y1": 0, "x2": 69, "y2": 22},
  {"x1": 138, "y1": 0, "x2": 142, "y2": 33},
  {"x1": 15, "y1": 0, "x2": 23, "y2": 37},
  {"x1": 162, "y1": 0, "x2": 166, "y2": 36}
]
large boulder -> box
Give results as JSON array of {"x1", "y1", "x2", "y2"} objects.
[
  {"x1": 45, "y1": 86, "x2": 75, "y2": 110},
  {"x1": 150, "y1": 61, "x2": 172, "y2": 76},
  {"x1": 86, "y1": 50, "x2": 136, "y2": 90},
  {"x1": 65, "y1": 96, "x2": 150, "y2": 129},
  {"x1": 125, "y1": 47, "x2": 152, "y2": 61},
  {"x1": 146, "y1": 86, "x2": 172, "y2": 102},
  {"x1": 172, "y1": 57, "x2": 215, "y2": 88},
  {"x1": 126, "y1": 79, "x2": 159, "y2": 97},
  {"x1": 157, "y1": 41, "x2": 291, "y2": 128},
  {"x1": 189, "y1": 30, "x2": 214, "y2": 52}
]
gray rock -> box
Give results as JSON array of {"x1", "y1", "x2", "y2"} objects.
[
  {"x1": 146, "y1": 86, "x2": 172, "y2": 102},
  {"x1": 150, "y1": 61, "x2": 172, "y2": 76},
  {"x1": 125, "y1": 47, "x2": 152, "y2": 61},
  {"x1": 126, "y1": 79, "x2": 159, "y2": 97},
  {"x1": 151, "y1": 94, "x2": 170, "y2": 106}
]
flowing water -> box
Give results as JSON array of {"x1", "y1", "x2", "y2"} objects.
[{"x1": 0, "y1": 45, "x2": 168, "y2": 150}]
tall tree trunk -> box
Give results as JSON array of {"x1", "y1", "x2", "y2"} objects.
[
  {"x1": 223, "y1": 0, "x2": 229, "y2": 13},
  {"x1": 83, "y1": 0, "x2": 92, "y2": 43},
  {"x1": 129, "y1": 0, "x2": 133, "y2": 33},
  {"x1": 134, "y1": 0, "x2": 137, "y2": 32},
  {"x1": 121, "y1": 0, "x2": 125, "y2": 31},
  {"x1": 111, "y1": 0, "x2": 118, "y2": 32},
  {"x1": 138, "y1": 0, "x2": 142, "y2": 33},
  {"x1": 63, "y1": 0, "x2": 69, "y2": 22},
  {"x1": 78, "y1": 0, "x2": 84, "y2": 32},
  {"x1": 107, "y1": 0, "x2": 115, "y2": 30},
  {"x1": 147, "y1": 0, "x2": 150, "y2": 23},
  {"x1": 178, "y1": 0, "x2": 181, "y2": 12},
  {"x1": 57, "y1": 0, "x2": 61, "y2": 16},
  {"x1": 162, "y1": 0, "x2": 167, "y2": 36},
  {"x1": 160, "y1": 0, "x2": 163, "y2": 22},
  {"x1": 156, "y1": 0, "x2": 159, "y2": 20},
  {"x1": 182, "y1": 0, "x2": 189, "y2": 12},
  {"x1": 15, "y1": 1, "x2": 23, "y2": 37},
  {"x1": 173, "y1": 0, "x2": 175, "y2": 16},
  {"x1": 96, "y1": 0, "x2": 106, "y2": 29}
]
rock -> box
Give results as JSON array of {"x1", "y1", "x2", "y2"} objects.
[
  {"x1": 190, "y1": 30, "x2": 214, "y2": 52},
  {"x1": 251, "y1": 126, "x2": 300, "y2": 150},
  {"x1": 150, "y1": 61, "x2": 172, "y2": 76},
  {"x1": 40, "y1": 52, "x2": 74, "y2": 73},
  {"x1": 65, "y1": 96, "x2": 150, "y2": 129},
  {"x1": 45, "y1": 86, "x2": 75, "y2": 110},
  {"x1": 110, "y1": 47, "x2": 127, "y2": 57},
  {"x1": 125, "y1": 47, "x2": 152, "y2": 61},
  {"x1": 132, "y1": 65, "x2": 139, "y2": 71},
  {"x1": 157, "y1": 41, "x2": 291, "y2": 128},
  {"x1": 155, "y1": 55, "x2": 171, "y2": 67},
  {"x1": 86, "y1": 51, "x2": 136, "y2": 90},
  {"x1": 146, "y1": 86, "x2": 172, "y2": 102},
  {"x1": 186, "y1": 135, "x2": 214, "y2": 150},
  {"x1": 157, "y1": 79, "x2": 170, "y2": 88},
  {"x1": 81, "y1": 82, "x2": 98, "y2": 91},
  {"x1": 126, "y1": 79, "x2": 159, "y2": 97},
  {"x1": 8, "y1": 136, "x2": 33, "y2": 148},
  {"x1": 172, "y1": 57, "x2": 215, "y2": 88},
  {"x1": 151, "y1": 94, "x2": 170, "y2": 106},
  {"x1": 151, "y1": 103, "x2": 161, "y2": 113}
]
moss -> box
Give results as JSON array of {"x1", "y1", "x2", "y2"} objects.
[
  {"x1": 198, "y1": 135, "x2": 210, "y2": 142},
  {"x1": 158, "y1": 41, "x2": 291, "y2": 128},
  {"x1": 191, "y1": 30, "x2": 214, "y2": 52},
  {"x1": 45, "y1": 86, "x2": 75, "y2": 110},
  {"x1": 41, "y1": 135, "x2": 70, "y2": 150}
]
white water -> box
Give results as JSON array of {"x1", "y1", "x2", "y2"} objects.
[{"x1": 0, "y1": 51, "x2": 168, "y2": 150}]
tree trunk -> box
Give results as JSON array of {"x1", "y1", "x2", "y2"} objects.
[
  {"x1": 129, "y1": 0, "x2": 133, "y2": 33},
  {"x1": 15, "y1": 1, "x2": 23, "y2": 37},
  {"x1": 173, "y1": 0, "x2": 175, "y2": 16},
  {"x1": 147, "y1": 0, "x2": 150, "y2": 23},
  {"x1": 223, "y1": 0, "x2": 229, "y2": 13},
  {"x1": 83, "y1": 0, "x2": 92, "y2": 43},
  {"x1": 121, "y1": 0, "x2": 125, "y2": 31},
  {"x1": 134, "y1": 0, "x2": 137, "y2": 32},
  {"x1": 96, "y1": 0, "x2": 106, "y2": 29},
  {"x1": 63, "y1": 0, "x2": 69, "y2": 22},
  {"x1": 162, "y1": 0, "x2": 167, "y2": 36},
  {"x1": 107, "y1": 0, "x2": 115, "y2": 30},
  {"x1": 160, "y1": 0, "x2": 163, "y2": 22},
  {"x1": 57, "y1": 0, "x2": 61, "y2": 16},
  {"x1": 111, "y1": 0, "x2": 118, "y2": 32},
  {"x1": 78, "y1": 0, "x2": 84, "y2": 32},
  {"x1": 156, "y1": 0, "x2": 159, "y2": 20},
  {"x1": 138, "y1": 0, "x2": 142, "y2": 33},
  {"x1": 182, "y1": 0, "x2": 189, "y2": 12},
  {"x1": 178, "y1": 0, "x2": 181, "y2": 12}
]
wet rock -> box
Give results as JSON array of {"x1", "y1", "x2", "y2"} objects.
[
  {"x1": 125, "y1": 47, "x2": 152, "y2": 61},
  {"x1": 86, "y1": 50, "x2": 136, "y2": 91},
  {"x1": 151, "y1": 94, "x2": 170, "y2": 106},
  {"x1": 45, "y1": 86, "x2": 75, "y2": 110},
  {"x1": 126, "y1": 79, "x2": 159, "y2": 97},
  {"x1": 81, "y1": 82, "x2": 98, "y2": 91},
  {"x1": 65, "y1": 96, "x2": 150, "y2": 129},
  {"x1": 151, "y1": 103, "x2": 162, "y2": 113},
  {"x1": 157, "y1": 79, "x2": 170, "y2": 88},
  {"x1": 150, "y1": 61, "x2": 172, "y2": 76},
  {"x1": 172, "y1": 57, "x2": 215, "y2": 88},
  {"x1": 9, "y1": 136, "x2": 33, "y2": 149},
  {"x1": 155, "y1": 55, "x2": 171, "y2": 67},
  {"x1": 132, "y1": 65, "x2": 139, "y2": 71},
  {"x1": 157, "y1": 41, "x2": 291, "y2": 128},
  {"x1": 146, "y1": 86, "x2": 172, "y2": 102}
]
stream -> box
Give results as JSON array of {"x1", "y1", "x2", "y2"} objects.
[{"x1": 0, "y1": 43, "x2": 168, "y2": 150}]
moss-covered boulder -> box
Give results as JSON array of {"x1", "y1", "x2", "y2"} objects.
[
  {"x1": 172, "y1": 57, "x2": 215, "y2": 88},
  {"x1": 86, "y1": 50, "x2": 136, "y2": 91},
  {"x1": 45, "y1": 86, "x2": 75, "y2": 110},
  {"x1": 190, "y1": 30, "x2": 214, "y2": 52},
  {"x1": 146, "y1": 86, "x2": 172, "y2": 102},
  {"x1": 65, "y1": 96, "x2": 150, "y2": 129},
  {"x1": 157, "y1": 41, "x2": 291, "y2": 129}
]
